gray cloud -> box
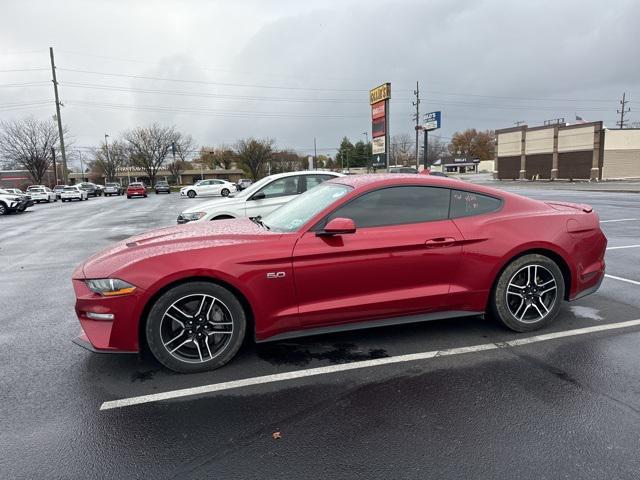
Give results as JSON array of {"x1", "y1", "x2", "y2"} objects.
[{"x1": 1, "y1": 0, "x2": 638, "y2": 164}]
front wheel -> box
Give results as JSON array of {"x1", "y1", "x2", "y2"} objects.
[
  {"x1": 221, "y1": 188, "x2": 230, "y2": 197},
  {"x1": 145, "y1": 282, "x2": 246, "y2": 373},
  {"x1": 491, "y1": 254, "x2": 564, "y2": 332},
  {"x1": 0, "y1": 203, "x2": 6, "y2": 215},
  {"x1": 187, "y1": 190, "x2": 196, "y2": 199}
]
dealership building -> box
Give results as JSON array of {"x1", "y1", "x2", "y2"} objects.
[{"x1": 495, "y1": 122, "x2": 640, "y2": 180}]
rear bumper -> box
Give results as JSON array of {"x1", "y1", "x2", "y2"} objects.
[{"x1": 570, "y1": 262, "x2": 605, "y2": 301}]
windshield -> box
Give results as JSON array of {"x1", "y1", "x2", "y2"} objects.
[
  {"x1": 106, "y1": 183, "x2": 118, "y2": 186},
  {"x1": 261, "y1": 183, "x2": 350, "y2": 232},
  {"x1": 63, "y1": 187, "x2": 76, "y2": 191}
]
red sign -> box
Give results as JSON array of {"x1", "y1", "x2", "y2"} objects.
[
  {"x1": 371, "y1": 100, "x2": 385, "y2": 120},
  {"x1": 372, "y1": 117, "x2": 386, "y2": 138}
]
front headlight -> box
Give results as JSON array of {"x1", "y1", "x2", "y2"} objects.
[
  {"x1": 85, "y1": 278, "x2": 136, "y2": 296},
  {"x1": 182, "y1": 211, "x2": 206, "y2": 221}
]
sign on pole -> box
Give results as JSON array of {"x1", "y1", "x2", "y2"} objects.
[
  {"x1": 423, "y1": 111, "x2": 441, "y2": 131},
  {"x1": 372, "y1": 136, "x2": 385, "y2": 155},
  {"x1": 370, "y1": 83, "x2": 391, "y2": 169}
]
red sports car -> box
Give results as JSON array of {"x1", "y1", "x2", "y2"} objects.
[{"x1": 72, "y1": 175, "x2": 606, "y2": 372}]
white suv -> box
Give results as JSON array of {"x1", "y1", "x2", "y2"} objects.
[
  {"x1": 28, "y1": 187, "x2": 57, "y2": 203},
  {"x1": 177, "y1": 171, "x2": 342, "y2": 223},
  {"x1": 180, "y1": 179, "x2": 237, "y2": 198},
  {"x1": 61, "y1": 186, "x2": 88, "y2": 202}
]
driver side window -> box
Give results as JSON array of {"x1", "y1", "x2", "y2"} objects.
[
  {"x1": 326, "y1": 186, "x2": 451, "y2": 228},
  {"x1": 256, "y1": 176, "x2": 300, "y2": 199}
]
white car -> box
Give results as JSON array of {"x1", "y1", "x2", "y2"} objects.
[
  {"x1": 28, "y1": 187, "x2": 57, "y2": 203},
  {"x1": 180, "y1": 179, "x2": 237, "y2": 198},
  {"x1": 177, "y1": 170, "x2": 342, "y2": 223},
  {"x1": 61, "y1": 186, "x2": 88, "y2": 202}
]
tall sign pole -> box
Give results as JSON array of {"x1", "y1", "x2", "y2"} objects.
[
  {"x1": 49, "y1": 47, "x2": 68, "y2": 184},
  {"x1": 421, "y1": 111, "x2": 442, "y2": 170},
  {"x1": 370, "y1": 82, "x2": 391, "y2": 170}
]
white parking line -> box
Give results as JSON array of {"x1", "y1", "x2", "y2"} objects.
[
  {"x1": 605, "y1": 274, "x2": 640, "y2": 286},
  {"x1": 606, "y1": 244, "x2": 640, "y2": 250},
  {"x1": 100, "y1": 318, "x2": 640, "y2": 411},
  {"x1": 600, "y1": 218, "x2": 638, "y2": 223}
]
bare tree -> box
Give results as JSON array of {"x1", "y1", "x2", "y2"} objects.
[
  {"x1": 390, "y1": 134, "x2": 414, "y2": 166},
  {"x1": 199, "y1": 146, "x2": 237, "y2": 170},
  {"x1": 0, "y1": 117, "x2": 66, "y2": 184},
  {"x1": 235, "y1": 138, "x2": 273, "y2": 180},
  {"x1": 123, "y1": 124, "x2": 181, "y2": 186},
  {"x1": 426, "y1": 136, "x2": 449, "y2": 164},
  {"x1": 91, "y1": 139, "x2": 127, "y2": 182}
]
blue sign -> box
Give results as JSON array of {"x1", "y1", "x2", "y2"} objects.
[{"x1": 423, "y1": 111, "x2": 441, "y2": 131}]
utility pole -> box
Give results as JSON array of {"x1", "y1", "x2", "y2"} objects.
[
  {"x1": 49, "y1": 47, "x2": 68, "y2": 184},
  {"x1": 514, "y1": 120, "x2": 526, "y2": 126},
  {"x1": 412, "y1": 81, "x2": 420, "y2": 169},
  {"x1": 104, "y1": 134, "x2": 112, "y2": 183},
  {"x1": 51, "y1": 147, "x2": 58, "y2": 186},
  {"x1": 617, "y1": 92, "x2": 630, "y2": 129},
  {"x1": 78, "y1": 149, "x2": 84, "y2": 182}
]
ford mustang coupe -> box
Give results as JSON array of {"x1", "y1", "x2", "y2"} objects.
[{"x1": 72, "y1": 175, "x2": 606, "y2": 372}]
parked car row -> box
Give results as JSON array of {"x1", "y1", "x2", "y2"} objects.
[{"x1": 0, "y1": 188, "x2": 33, "y2": 215}]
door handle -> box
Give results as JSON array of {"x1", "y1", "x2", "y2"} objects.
[{"x1": 424, "y1": 237, "x2": 457, "y2": 248}]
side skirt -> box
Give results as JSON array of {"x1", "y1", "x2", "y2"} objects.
[{"x1": 258, "y1": 310, "x2": 484, "y2": 343}]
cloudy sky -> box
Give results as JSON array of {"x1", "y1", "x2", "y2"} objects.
[{"x1": 1, "y1": 0, "x2": 638, "y2": 166}]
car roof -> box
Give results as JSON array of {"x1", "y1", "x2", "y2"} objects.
[
  {"x1": 263, "y1": 170, "x2": 343, "y2": 181},
  {"x1": 326, "y1": 174, "x2": 513, "y2": 198}
]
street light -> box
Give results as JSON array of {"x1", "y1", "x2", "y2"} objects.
[{"x1": 362, "y1": 132, "x2": 371, "y2": 172}]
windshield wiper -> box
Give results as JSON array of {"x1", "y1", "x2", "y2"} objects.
[{"x1": 251, "y1": 215, "x2": 270, "y2": 230}]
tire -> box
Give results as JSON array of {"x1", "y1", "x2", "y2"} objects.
[
  {"x1": 491, "y1": 254, "x2": 565, "y2": 332},
  {"x1": 187, "y1": 190, "x2": 196, "y2": 199},
  {"x1": 0, "y1": 202, "x2": 6, "y2": 215},
  {"x1": 221, "y1": 188, "x2": 230, "y2": 197},
  {"x1": 145, "y1": 281, "x2": 246, "y2": 373},
  {"x1": 127, "y1": 196, "x2": 131, "y2": 199},
  {"x1": 143, "y1": 194, "x2": 147, "y2": 198}
]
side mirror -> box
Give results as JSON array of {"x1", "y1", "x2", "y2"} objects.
[
  {"x1": 251, "y1": 191, "x2": 266, "y2": 201},
  {"x1": 317, "y1": 217, "x2": 356, "y2": 236}
]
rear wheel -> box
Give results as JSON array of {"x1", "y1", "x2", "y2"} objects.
[
  {"x1": 0, "y1": 202, "x2": 6, "y2": 215},
  {"x1": 146, "y1": 282, "x2": 246, "y2": 373},
  {"x1": 491, "y1": 254, "x2": 564, "y2": 332},
  {"x1": 221, "y1": 188, "x2": 230, "y2": 197}
]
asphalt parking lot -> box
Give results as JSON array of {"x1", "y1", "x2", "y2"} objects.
[{"x1": 1, "y1": 186, "x2": 640, "y2": 479}]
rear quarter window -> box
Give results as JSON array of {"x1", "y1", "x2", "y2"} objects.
[{"x1": 450, "y1": 190, "x2": 502, "y2": 218}]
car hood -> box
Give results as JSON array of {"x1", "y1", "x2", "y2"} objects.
[
  {"x1": 182, "y1": 195, "x2": 244, "y2": 214},
  {"x1": 78, "y1": 217, "x2": 279, "y2": 279}
]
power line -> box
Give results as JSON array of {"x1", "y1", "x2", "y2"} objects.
[
  {"x1": 60, "y1": 81, "x2": 368, "y2": 103},
  {"x1": 57, "y1": 67, "x2": 369, "y2": 93},
  {"x1": 0, "y1": 67, "x2": 49, "y2": 73},
  {"x1": 0, "y1": 81, "x2": 50, "y2": 88}
]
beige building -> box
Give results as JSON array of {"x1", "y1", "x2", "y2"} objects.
[{"x1": 495, "y1": 122, "x2": 640, "y2": 180}]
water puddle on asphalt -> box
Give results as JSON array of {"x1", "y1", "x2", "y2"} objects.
[{"x1": 569, "y1": 305, "x2": 604, "y2": 321}]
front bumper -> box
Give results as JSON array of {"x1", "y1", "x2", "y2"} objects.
[{"x1": 72, "y1": 278, "x2": 145, "y2": 353}]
